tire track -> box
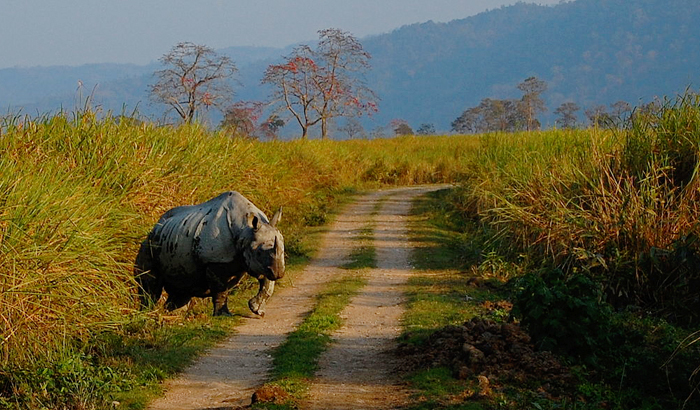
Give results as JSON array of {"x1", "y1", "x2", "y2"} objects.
[{"x1": 302, "y1": 185, "x2": 448, "y2": 410}]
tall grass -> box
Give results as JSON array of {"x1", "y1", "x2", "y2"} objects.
[
  {"x1": 0, "y1": 110, "x2": 477, "y2": 407},
  {"x1": 452, "y1": 92, "x2": 700, "y2": 324},
  {"x1": 436, "y1": 93, "x2": 700, "y2": 408}
]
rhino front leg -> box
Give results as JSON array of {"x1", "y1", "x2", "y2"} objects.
[{"x1": 248, "y1": 276, "x2": 275, "y2": 317}]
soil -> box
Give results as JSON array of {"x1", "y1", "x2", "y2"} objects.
[
  {"x1": 147, "y1": 185, "x2": 448, "y2": 410},
  {"x1": 398, "y1": 317, "x2": 575, "y2": 400}
]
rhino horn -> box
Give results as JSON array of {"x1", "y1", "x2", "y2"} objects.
[{"x1": 270, "y1": 207, "x2": 282, "y2": 227}]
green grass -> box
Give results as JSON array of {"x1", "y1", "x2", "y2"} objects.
[
  {"x1": 416, "y1": 93, "x2": 700, "y2": 409},
  {"x1": 342, "y1": 241, "x2": 375, "y2": 270},
  {"x1": 97, "y1": 315, "x2": 234, "y2": 409},
  {"x1": 408, "y1": 368, "x2": 485, "y2": 410},
  {"x1": 401, "y1": 189, "x2": 510, "y2": 348},
  {"x1": 402, "y1": 186, "x2": 700, "y2": 410},
  {"x1": 255, "y1": 261, "x2": 374, "y2": 406},
  {"x1": 340, "y1": 197, "x2": 382, "y2": 270}
]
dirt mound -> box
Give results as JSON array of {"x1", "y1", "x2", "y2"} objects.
[
  {"x1": 251, "y1": 384, "x2": 292, "y2": 405},
  {"x1": 398, "y1": 317, "x2": 574, "y2": 397}
]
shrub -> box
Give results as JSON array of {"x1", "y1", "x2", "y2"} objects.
[
  {"x1": 449, "y1": 92, "x2": 700, "y2": 408},
  {"x1": 511, "y1": 268, "x2": 614, "y2": 362}
]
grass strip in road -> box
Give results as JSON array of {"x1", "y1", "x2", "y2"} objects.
[
  {"x1": 341, "y1": 195, "x2": 386, "y2": 272},
  {"x1": 256, "y1": 272, "x2": 369, "y2": 409},
  {"x1": 342, "y1": 226, "x2": 375, "y2": 270},
  {"x1": 253, "y1": 215, "x2": 379, "y2": 409}
]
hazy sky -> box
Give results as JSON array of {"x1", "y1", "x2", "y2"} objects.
[{"x1": 1, "y1": 0, "x2": 562, "y2": 69}]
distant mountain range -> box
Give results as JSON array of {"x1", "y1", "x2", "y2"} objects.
[{"x1": 1, "y1": 0, "x2": 698, "y2": 135}]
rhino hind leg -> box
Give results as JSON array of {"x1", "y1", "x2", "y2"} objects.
[
  {"x1": 207, "y1": 265, "x2": 245, "y2": 317},
  {"x1": 248, "y1": 276, "x2": 275, "y2": 317},
  {"x1": 212, "y1": 291, "x2": 232, "y2": 316},
  {"x1": 164, "y1": 292, "x2": 192, "y2": 311},
  {"x1": 134, "y1": 240, "x2": 163, "y2": 309}
]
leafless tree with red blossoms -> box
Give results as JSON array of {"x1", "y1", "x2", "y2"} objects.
[{"x1": 262, "y1": 29, "x2": 377, "y2": 139}]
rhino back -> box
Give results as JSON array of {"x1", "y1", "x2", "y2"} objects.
[{"x1": 152, "y1": 192, "x2": 268, "y2": 277}]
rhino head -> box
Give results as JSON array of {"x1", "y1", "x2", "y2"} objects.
[{"x1": 244, "y1": 207, "x2": 285, "y2": 281}]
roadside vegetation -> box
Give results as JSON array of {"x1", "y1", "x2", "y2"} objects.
[{"x1": 402, "y1": 93, "x2": 700, "y2": 409}]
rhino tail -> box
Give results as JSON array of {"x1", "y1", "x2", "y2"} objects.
[{"x1": 134, "y1": 240, "x2": 163, "y2": 309}]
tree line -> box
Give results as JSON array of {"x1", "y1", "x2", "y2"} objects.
[
  {"x1": 148, "y1": 33, "x2": 649, "y2": 139},
  {"x1": 450, "y1": 77, "x2": 646, "y2": 134},
  {"x1": 450, "y1": 77, "x2": 547, "y2": 134},
  {"x1": 149, "y1": 29, "x2": 376, "y2": 139}
]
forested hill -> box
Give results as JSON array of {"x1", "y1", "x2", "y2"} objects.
[
  {"x1": 1, "y1": 0, "x2": 698, "y2": 132},
  {"x1": 364, "y1": 0, "x2": 700, "y2": 129}
]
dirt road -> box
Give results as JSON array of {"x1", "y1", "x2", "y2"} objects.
[{"x1": 148, "y1": 185, "x2": 447, "y2": 410}]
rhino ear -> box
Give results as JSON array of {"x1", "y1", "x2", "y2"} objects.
[
  {"x1": 270, "y1": 207, "x2": 282, "y2": 227},
  {"x1": 247, "y1": 212, "x2": 260, "y2": 231}
]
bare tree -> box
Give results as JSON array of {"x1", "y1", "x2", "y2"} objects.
[
  {"x1": 150, "y1": 42, "x2": 237, "y2": 124},
  {"x1": 585, "y1": 105, "x2": 610, "y2": 127},
  {"x1": 517, "y1": 76, "x2": 547, "y2": 131},
  {"x1": 338, "y1": 117, "x2": 365, "y2": 139},
  {"x1": 263, "y1": 29, "x2": 377, "y2": 139},
  {"x1": 262, "y1": 45, "x2": 321, "y2": 139},
  {"x1": 610, "y1": 100, "x2": 632, "y2": 127},
  {"x1": 314, "y1": 28, "x2": 377, "y2": 139}
]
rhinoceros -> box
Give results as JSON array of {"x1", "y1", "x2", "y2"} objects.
[{"x1": 134, "y1": 191, "x2": 285, "y2": 317}]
